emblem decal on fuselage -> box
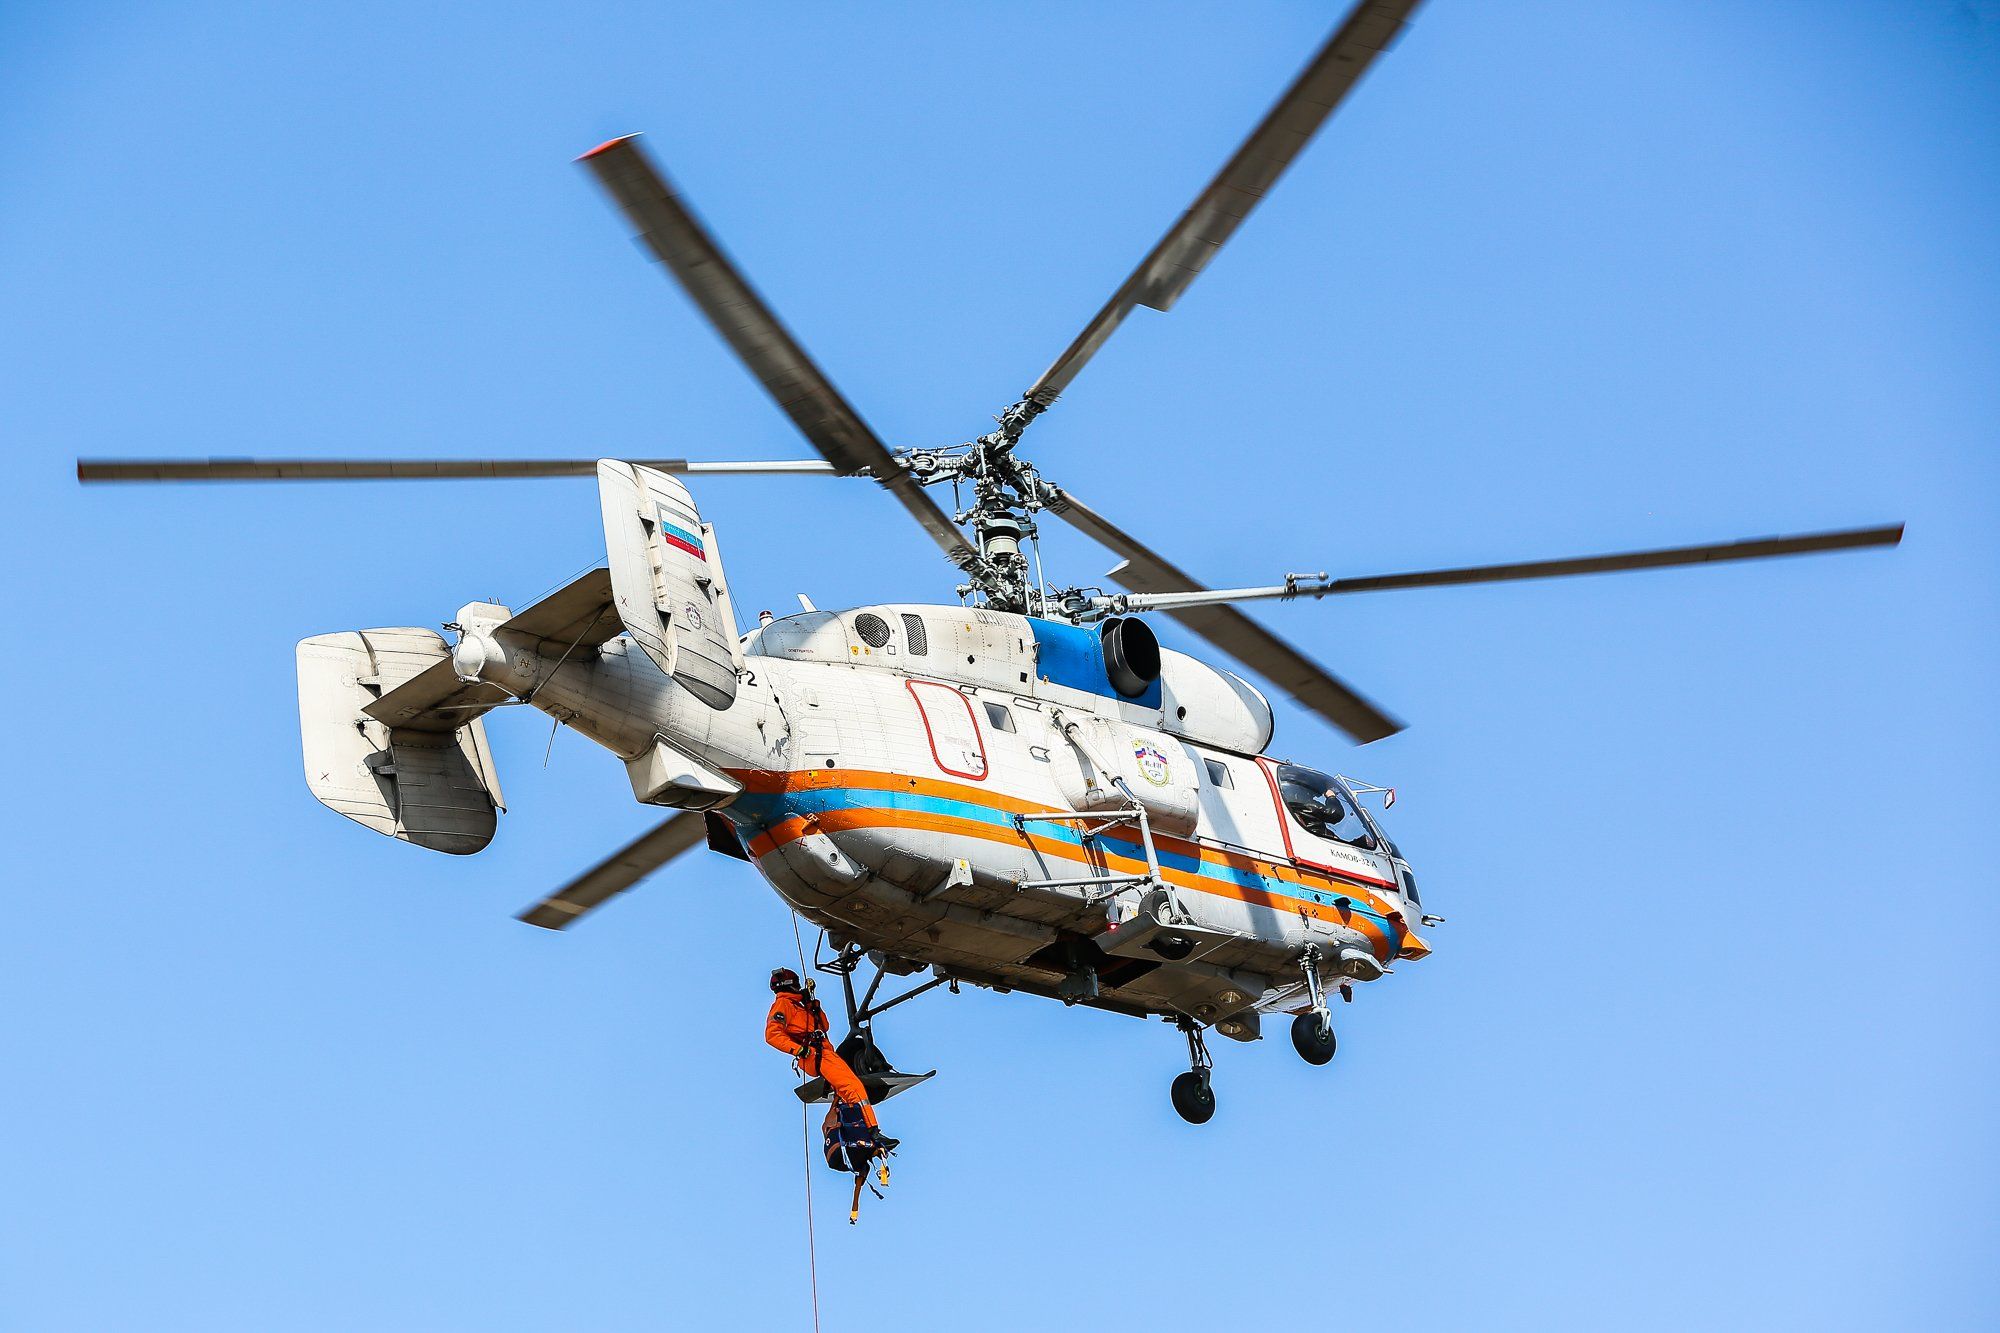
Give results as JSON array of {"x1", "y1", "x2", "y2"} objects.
[{"x1": 1134, "y1": 741, "x2": 1170, "y2": 786}]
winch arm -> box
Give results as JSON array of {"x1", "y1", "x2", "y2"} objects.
[{"x1": 1045, "y1": 707, "x2": 1133, "y2": 806}]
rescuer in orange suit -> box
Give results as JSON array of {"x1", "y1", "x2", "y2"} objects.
[{"x1": 766, "y1": 967, "x2": 897, "y2": 1148}]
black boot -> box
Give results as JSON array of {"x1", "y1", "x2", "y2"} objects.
[{"x1": 874, "y1": 1131, "x2": 900, "y2": 1154}]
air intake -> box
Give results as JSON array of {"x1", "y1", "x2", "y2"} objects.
[
  {"x1": 1100, "y1": 617, "x2": 1161, "y2": 699},
  {"x1": 901, "y1": 613, "x2": 928, "y2": 655}
]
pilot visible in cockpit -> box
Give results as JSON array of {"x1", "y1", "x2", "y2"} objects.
[
  {"x1": 1318, "y1": 788, "x2": 1378, "y2": 851},
  {"x1": 1296, "y1": 784, "x2": 1376, "y2": 844},
  {"x1": 1279, "y1": 768, "x2": 1379, "y2": 852}
]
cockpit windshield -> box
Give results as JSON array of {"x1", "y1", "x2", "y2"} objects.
[{"x1": 1275, "y1": 764, "x2": 1379, "y2": 851}]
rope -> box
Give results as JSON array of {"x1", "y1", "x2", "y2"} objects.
[
  {"x1": 791, "y1": 911, "x2": 823, "y2": 1333},
  {"x1": 799, "y1": 1099, "x2": 822, "y2": 1333}
]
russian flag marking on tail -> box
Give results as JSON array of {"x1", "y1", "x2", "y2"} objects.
[{"x1": 658, "y1": 517, "x2": 705, "y2": 560}]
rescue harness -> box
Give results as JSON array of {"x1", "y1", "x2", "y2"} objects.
[{"x1": 821, "y1": 1099, "x2": 893, "y2": 1223}]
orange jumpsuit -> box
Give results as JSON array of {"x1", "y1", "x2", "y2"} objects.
[{"x1": 765, "y1": 990, "x2": 878, "y2": 1127}]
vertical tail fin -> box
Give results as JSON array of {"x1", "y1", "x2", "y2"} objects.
[
  {"x1": 597, "y1": 460, "x2": 741, "y2": 709},
  {"x1": 297, "y1": 628, "x2": 507, "y2": 854}
]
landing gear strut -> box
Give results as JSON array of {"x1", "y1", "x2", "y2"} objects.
[
  {"x1": 1170, "y1": 1017, "x2": 1216, "y2": 1124},
  {"x1": 1289, "y1": 944, "x2": 1338, "y2": 1066}
]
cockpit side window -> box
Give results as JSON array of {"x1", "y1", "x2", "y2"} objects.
[{"x1": 1275, "y1": 763, "x2": 1378, "y2": 851}]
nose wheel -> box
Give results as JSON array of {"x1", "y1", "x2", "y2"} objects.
[
  {"x1": 1290, "y1": 1011, "x2": 1337, "y2": 1065},
  {"x1": 1171, "y1": 1017, "x2": 1216, "y2": 1124},
  {"x1": 1290, "y1": 944, "x2": 1338, "y2": 1066},
  {"x1": 1170, "y1": 1070, "x2": 1215, "y2": 1124}
]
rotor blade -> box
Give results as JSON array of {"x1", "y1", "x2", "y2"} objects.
[
  {"x1": 577, "y1": 135, "x2": 976, "y2": 568},
  {"x1": 1087, "y1": 523, "x2": 1907, "y2": 611},
  {"x1": 1048, "y1": 489, "x2": 1401, "y2": 744},
  {"x1": 517, "y1": 810, "x2": 710, "y2": 931},
  {"x1": 1317, "y1": 524, "x2": 1906, "y2": 594},
  {"x1": 76, "y1": 458, "x2": 838, "y2": 483},
  {"x1": 1022, "y1": 0, "x2": 1421, "y2": 413}
]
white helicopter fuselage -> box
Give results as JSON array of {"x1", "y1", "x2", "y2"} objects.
[
  {"x1": 462, "y1": 594, "x2": 1430, "y2": 1039},
  {"x1": 295, "y1": 464, "x2": 1428, "y2": 1042}
]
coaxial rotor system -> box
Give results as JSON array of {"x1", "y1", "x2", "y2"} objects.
[{"x1": 75, "y1": 0, "x2": 1902, "y2": 745}]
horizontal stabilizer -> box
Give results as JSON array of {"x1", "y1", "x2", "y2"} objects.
[
  {"x1": 360, "y1": 570, "x2": 621, "y2": 734},
  {"x1": 501, "y1": 567, "x2": 623, "y2": 648},
  {"x1": 362, "y1": 660, "x2": 512, "y2": 733}
]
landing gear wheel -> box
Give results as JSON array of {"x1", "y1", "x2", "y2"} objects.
[
  {"x1": 1290, "y1": 1012, "x2": 1337, "y2": 1066},
  {"x1": 1170, "y1": 1070, "x2": 1216, "y2": 1124}
]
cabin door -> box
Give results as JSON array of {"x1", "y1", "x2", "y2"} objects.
[{"x1": 905, "y1": 680, "x2": 989, "y2": 782}]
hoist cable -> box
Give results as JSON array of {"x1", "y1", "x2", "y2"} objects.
[{"x1": 790, "y1": 910, "x2": 823, "y2": 1333}]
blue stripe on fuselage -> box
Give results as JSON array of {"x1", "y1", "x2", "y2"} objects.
[{"x1": 730, "y1": 783, "x2": 1391, "y2": 931}]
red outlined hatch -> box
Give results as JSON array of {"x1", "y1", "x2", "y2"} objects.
[{"x1": 905, "y1": 680, "x2": 988, "y2": 781}]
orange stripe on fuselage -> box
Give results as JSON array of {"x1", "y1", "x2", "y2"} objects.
[{"x1": 729, "y1": 765, "x2": 1408, "y2": 959}]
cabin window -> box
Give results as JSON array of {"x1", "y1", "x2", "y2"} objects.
[
  {"x1": 983, "y1": 701, "x2": 1016, "y2": 733},
  {"x1": 1274, "y1": 763, "x2": 1378, "y2": 851},
  {"x1": 1204, "y1": 757, "x2": 1234, "y2": 789}
]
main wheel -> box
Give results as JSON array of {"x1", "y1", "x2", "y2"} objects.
[
  {"x1": 1170, "y1": 1071, "x2": 1216, "y2": 1124},
  {"x1": 1290, "y1": 1012, "x2": 1337, "y2": 1066}
]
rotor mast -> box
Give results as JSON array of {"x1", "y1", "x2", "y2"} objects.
[{"x1": 900, "y1": 402, "x2": 1066, "y2": 616}]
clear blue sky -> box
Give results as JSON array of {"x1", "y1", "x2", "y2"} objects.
[{"x1": 5, "y1": 3, "x2": 1996, "y2": 1329}]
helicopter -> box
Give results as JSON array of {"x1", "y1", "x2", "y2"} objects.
[{"x1": 76, "y1": 0, "x2": 1902, "y2": 1125}]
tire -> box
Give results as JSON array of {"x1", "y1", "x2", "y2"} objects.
[
  {"x1": 1290, "y1": 1012, "x2": 1337, "y2": 1066},
  {"x1": 1170, "y1": 1071, "x2": 1216, "y2": 1124}
]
